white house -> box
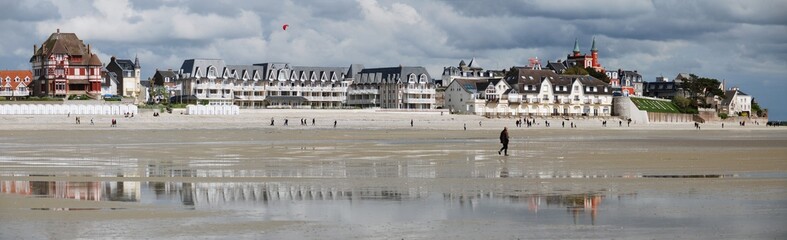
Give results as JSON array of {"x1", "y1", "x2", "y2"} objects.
[
  {"x1": 446, "y1": 69, "x2": 613, "y2": 117},
  {"x1": 0, "y1": 70, "x2": 32, "y2": 98},
  {"x1": 721, "y1": 88, "x2": 752, "y2": 116}
]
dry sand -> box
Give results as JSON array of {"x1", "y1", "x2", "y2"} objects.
[{"x1": 1, "y1": 109, "x2": 786, "y2": 239}]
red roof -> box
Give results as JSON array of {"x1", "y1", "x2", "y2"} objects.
[{"x1": 0, "y1": 70, "x2": 33, "y2": 90}]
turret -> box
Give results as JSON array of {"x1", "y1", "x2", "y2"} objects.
[
  {"x1": 591, "y1": 37, "x2": 599, "y2": 67},
  {"x1": 134, "y1": 54, "x2": 140, "y2": 69},
  {"x1": 572, "y1": 38, "x2": 580, "y2": 56}
]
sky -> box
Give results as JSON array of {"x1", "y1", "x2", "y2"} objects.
[{"x1": 1, "y1": 0, "x2": 785, "y2": 119}]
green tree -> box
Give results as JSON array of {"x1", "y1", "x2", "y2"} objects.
[
  {"x1": 752, "y1": 100, "x2": 764, "y2": 117},
  {"x1": 672, "y1": 95, "x2": 694, "y2": 113},
  {"x1": 504, "y1": 66, "x2": 519, "y2": 80},
  {"x1": 149, "y1": 86, "x2": 169, "y2": 104},
  {"x1": 563, "y1": 66, "x2": 588, "y2": 75},
  {"x1": 585, "y1": 67, "x2": 610, "y2": 83},
  {"x1": 680, "y1": 74, "x2": 724, "y2": 108}
]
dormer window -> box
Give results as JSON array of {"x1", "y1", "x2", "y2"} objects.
[
  {"x1": 15, "y1": 77, "x2": 20, "y2": 82},
  {"x1": 206, "y1": 66, "x2": 217, "y2": 79}
]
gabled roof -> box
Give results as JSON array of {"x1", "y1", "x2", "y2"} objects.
[
  {"x1": 468, "y1": 57, "x2": 481, "y2": 69},
  {"x1": 513, "y1": 69, "x2": 561, "y2": 93},
  {"x1": 88, "y1": 54, "x2": 102, "y2": 66},
  {"x1": 721, "y1": 90, "x2": 737, "y2": 106},
  {"x1": 0, "y1": 70, "x2": 33, "y2": 90}
]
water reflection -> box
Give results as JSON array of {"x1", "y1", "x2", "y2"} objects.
[{"x1": 2, "y1": 177, "x2": 612, "y2": 225}]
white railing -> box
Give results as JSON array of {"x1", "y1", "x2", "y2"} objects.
[
  {"x1": 0, "y1": 91, "x2": 30, "y2": 97},
  {"x1": 348, "y1": 89, "x2": 377, "y2": 95},
  {"x1": 347, "y1": 99, "x2": 378, "y2": 105},
  {"x1": 403, "y1": 88, "x2": 436, "y2": 94},
  {"x1": 404, "y1": 98, "x2": 435, "y2": 104}
]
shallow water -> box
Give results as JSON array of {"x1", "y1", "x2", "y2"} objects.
[{"x1": 1, "y1": 129, "x2": 786, "y2": 239}]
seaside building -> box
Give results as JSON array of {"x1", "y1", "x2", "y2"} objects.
[
  {"x1": 30, "y1": 29, "x2": 103, "y2": 98},
  {"x1": 721, "y1": 87, "x2": 751, "y2": 117},
  {"x1": 175, "y1": 59, "x2": 358, "y2": 108},
  {"x1": 100, "y1": 69, "x2": 118, "y2": 97},
  {"x1": 618, "y1": 69, "x2": 643, "y2": 96},
  {"x1": 0, "y1": 70, "x2": 33, "y2": 98},
  {"x1": 442, "y1": 58, "x2": 504, "y2": 113},
  {"x1": 445, "y1": 69, "x2": 613, "y2": 116},
  {"x1": 151, "y1": 69, "x2": 183, "y2": 103},
  {"x1": 348, "y1": 66, "x2": 436, "y2": 109},
  {"x1": 106, "y1": 56, "x2": 142, "y2": 98}
]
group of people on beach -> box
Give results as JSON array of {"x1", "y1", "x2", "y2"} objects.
[{"x1": 271, "y1": 117, "x2": 337, "y2": 128}]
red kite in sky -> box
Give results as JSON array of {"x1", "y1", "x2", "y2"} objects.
[{"x1": 282, "y1": 24, "x2": 289, "y2": 31}]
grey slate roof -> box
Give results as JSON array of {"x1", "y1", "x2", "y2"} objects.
[
  {"x1": 180, "y1": 59, "x2": 227, "y2": 78},
  {"x1": 356, "y1": 66, "x2": 431, "y2": 84}
]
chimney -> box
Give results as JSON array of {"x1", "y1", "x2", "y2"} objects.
[
  {"x1": 57, "y1": 28, "x2": 60, "y2": 33},
  {"x1": 33, "y1": 44, "x2": 37, "y2": 55},
  {"x1": 87, "y1": 44, "x2": 91, "y2": 54}
]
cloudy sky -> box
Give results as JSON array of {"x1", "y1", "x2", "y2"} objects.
[{"x1": 1, "y1": 0, "x2": 785, "y2": 119}]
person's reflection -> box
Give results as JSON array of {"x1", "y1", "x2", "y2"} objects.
[
  {"x1": 181, "y1": 182, "x2": 194, "y2": 206},
  {"x1": 498, "y1": 159, "x2": 509, "y2": 178}
]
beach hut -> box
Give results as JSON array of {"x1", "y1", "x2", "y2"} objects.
[{"x1": 111, "y1": 105, "x2": 120, "y2": 115}]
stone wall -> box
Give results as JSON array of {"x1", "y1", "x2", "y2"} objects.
[{"x1": 612, "y1": 96, "x2": 649, "y2": 124}]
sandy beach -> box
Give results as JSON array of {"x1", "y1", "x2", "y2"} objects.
[{"x1": 1, "y1": 110, "x2": 786, "y2": 239}]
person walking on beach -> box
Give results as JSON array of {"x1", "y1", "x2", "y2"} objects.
[
  {"x1": 411, "y1": 119, "x2": 414, "y2": 127},
  {"x1": 312, "y1": 118, "x2": 315, "y2": 126},
  {"x1": 334, "y1": 120, "x2": 337, "y2": 128},
  {"x1": 271, "y1": 118, "x2": 275, "y2": 126},
  {"x1": 498, "y1": 127, "x2": 509, "y2": 156},
  {"x1": 284, "y1": 118, "x2": 288, "y2": 126},
  {"x1": 90, "y1": 118, "x2": 94, "y2": 125},
  {"x1": 464, "y1": 123, "x2": 467, "y2": 131}
]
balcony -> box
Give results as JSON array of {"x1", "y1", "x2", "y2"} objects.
[
  {"x1": 0, "y1": 90, "x2": 29, "y2": 97},
  {"x1": 348, "y1": 89, "x2": 378, "y2": 95},
  {"x1": 403, "y1": 88, "x2": 436, "y2": 94},
  {"x1": 347, "y1": 99, "x2": 378, "y2": 105},
  {"x1": 403, "y1": 98, "x2": 436, "y2": 104}
]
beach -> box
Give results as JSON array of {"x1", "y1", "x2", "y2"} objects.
[{"x1": 1, "y1": 109, "x2": 786, "y2": 239}]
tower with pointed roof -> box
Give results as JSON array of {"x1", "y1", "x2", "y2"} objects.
[
  {"x1": 591, "y1": 37, "x2": 599, "y2": 68},
  {"x1": 30, "y1": 29, "x2": 103, "y2": 97},
  {"x1": 566, "y1": 37, "x2": 603, "y2": 72}
]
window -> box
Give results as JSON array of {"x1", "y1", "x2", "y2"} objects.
[{"x1": 207, "y1": 66, "x2": 217, "y2": 79}]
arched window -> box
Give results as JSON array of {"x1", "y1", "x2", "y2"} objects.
[
  {"x1": 419, "y1": 74, "x2": 427, "y2": 83},
  {"x1": 408, "y1": 74, "x2": 416, "y2": 83}
]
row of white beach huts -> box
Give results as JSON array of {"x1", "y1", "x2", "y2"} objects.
[
  {"x1": 0, "y1": 104, "x2": 138, "y2": 115},
  {"x1": 0, "y1": 104, "x2": 238, "y2": 115},
  {"x1": 186, "y1": 105, "x2": 240, "y2": 115}
]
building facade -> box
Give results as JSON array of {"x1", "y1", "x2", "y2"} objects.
[
  {"x1": 176, "y1": 59, "x2": 356, "y2": 108},
  {"x1": 349, "y1": 66, "x2": 436, "y2": 109},
  {"x1": 721, "y1": 88, "x2": 751, "y2": 116},
  {"x1": 30, "y1": 29, "x2": 103, "y2": 97},
  {"x1": 445, "y1": 69, "x2": 613, "y2": 116},
  {"x1": 0, "y1": 70, "x2": 33, "y2": 98},
  {"x1": 106, "y1": 56, "x2": 141, "y2": 98}
]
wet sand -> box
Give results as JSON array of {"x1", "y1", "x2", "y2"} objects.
[{"x1": 1, "y1": 110, "x2": 786, "y2": 239}]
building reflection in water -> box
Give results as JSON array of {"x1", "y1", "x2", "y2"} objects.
[{"x1": 0, "y1": 178, "x2": 140, "y2": 204}]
